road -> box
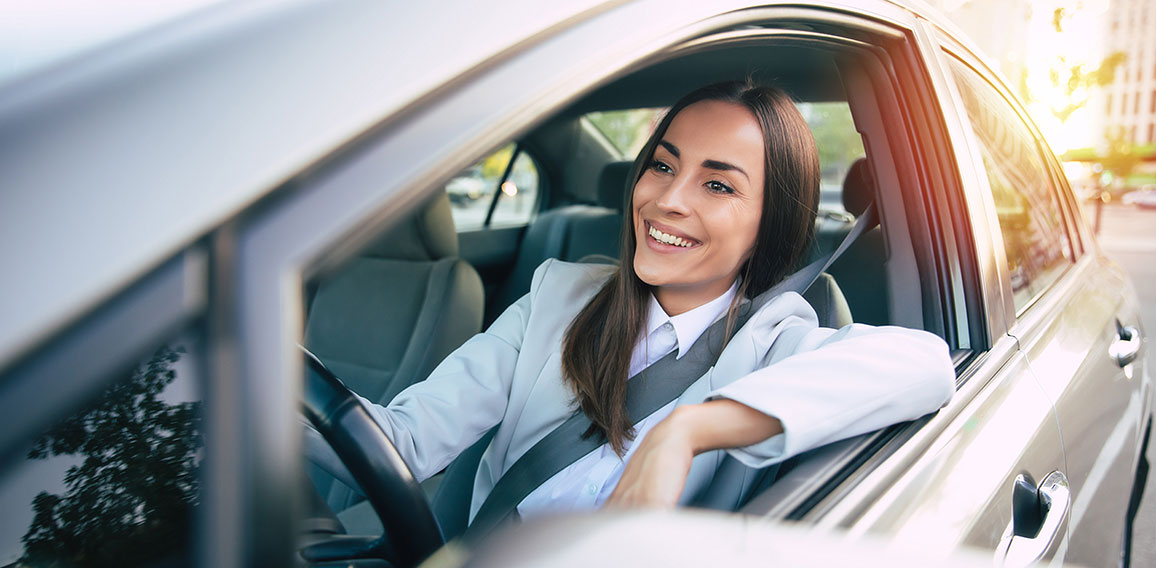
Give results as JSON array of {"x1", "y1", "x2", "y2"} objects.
[{"x1": 1092, "y1": 203, "x2": 1156, "y2": 566}]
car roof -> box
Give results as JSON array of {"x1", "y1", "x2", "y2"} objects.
[{"x1": 0, "y1": 0, "x2": 979, "y2": 369}]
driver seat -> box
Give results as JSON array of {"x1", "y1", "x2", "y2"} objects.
[{"x1": 305, "y1": 192, "x2": 484, "y2": 510}]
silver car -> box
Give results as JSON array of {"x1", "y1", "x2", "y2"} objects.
[{"x1": 0, "y1": 1, "x2": 1148, "y2": 567}]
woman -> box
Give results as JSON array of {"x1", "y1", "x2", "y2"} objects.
[{"x1": 364, "y1": 81, "x2": 954, "y2": 522}]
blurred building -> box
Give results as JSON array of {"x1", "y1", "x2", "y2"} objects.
[{"x1": 1100, "y1": 0, "x2": 1156, "y2": 145}]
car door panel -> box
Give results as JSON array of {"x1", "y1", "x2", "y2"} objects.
[
  {"x1": 459, "y1": 226, "x2": 526, "y2": 293},
  {"x1": 1015, "y1": 256, "x2": 1148, "y2": 567}
]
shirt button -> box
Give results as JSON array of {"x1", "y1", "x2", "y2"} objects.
[
  {"x1": 662, "y1": 322, "x2": 673, "y2": 331},
  {"x1": 586, "y1": 482, "x2": 598, "y2": 496}
]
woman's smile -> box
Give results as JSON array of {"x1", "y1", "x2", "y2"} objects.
[{"x1": 644, "y1": 221, "x2": 701, "y2": 250}]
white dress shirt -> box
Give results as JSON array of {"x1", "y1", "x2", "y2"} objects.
[{"x1": 515, "y1": 281, "x2": 740, "y2": 519}]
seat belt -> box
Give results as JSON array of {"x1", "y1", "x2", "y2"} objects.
[{"x1": 466, "y1": 203, "x2": 879, "y2": 539}]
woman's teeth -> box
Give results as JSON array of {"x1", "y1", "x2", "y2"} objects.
[{"x1": 648, "y1": 225, "x2": 694, "y2": 248}]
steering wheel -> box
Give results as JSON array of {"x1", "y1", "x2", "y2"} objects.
[{"x1": 299, "y1": 346, "x2": 444, "y2": 566}]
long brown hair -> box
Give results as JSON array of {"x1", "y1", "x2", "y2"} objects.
[{"x1": 561, "y1": 80, "x2": 820, "y2": 455}]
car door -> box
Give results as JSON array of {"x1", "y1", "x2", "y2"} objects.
[
  {"x1": 938, "y1": 37, "x2": 1151, "y2": 568},
  {"x1": 789, "y1": 15, "x2": 1070, "y2": 566}
]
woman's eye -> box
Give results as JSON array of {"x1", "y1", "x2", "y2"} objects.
[
  {"x1": 706, "y1": 180, "x2": 734, "y2": 194},
  {"x1": 649, "y1": 160, "x2": 673, "y2": 174}
]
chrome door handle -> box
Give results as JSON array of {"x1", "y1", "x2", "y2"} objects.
[
  {"x1": 1110, "y1": 321, "x2": 1142, "y2": 368},
  {"x1": 998, "y1": 471, "x2": 1070, "y2": 567}
]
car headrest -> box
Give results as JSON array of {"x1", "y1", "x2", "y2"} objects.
[
  {"x1": 362, "y1": 192, "x2": 458, "y2": 260},
  {"x1": 597, "y1": 161, "x2": 634, "y2": 211},
  {"x1": 842, "y1": 157, "x2": 876, "y2": 217}
]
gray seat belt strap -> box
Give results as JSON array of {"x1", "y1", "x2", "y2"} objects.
[{"x1": 466, "y1": 202, "x2": 878, "y2": 540}]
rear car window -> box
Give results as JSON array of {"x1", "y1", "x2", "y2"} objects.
[{"x1": 446, "y1": 144, "x2": 540, "y2": 230}]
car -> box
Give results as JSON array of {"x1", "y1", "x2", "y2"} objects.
[
  {"x1": 1122, "y1": 186, "x2": 1156, "y2": 209},
  {"x1": 0, "y1": 1, "x2": 1149, "y2": 567}
]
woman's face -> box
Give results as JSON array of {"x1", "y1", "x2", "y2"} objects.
[{"x1": 632, "y1": 100, "x2": 766, "y2": 315}]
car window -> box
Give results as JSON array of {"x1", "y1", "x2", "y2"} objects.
[
  {"x1": 0, "y1": 331, "x2": 204, "y2": 567},
  {"x1": 797, "y1": 101, "x2": 866, "y2": 216},
  {"x1": 945, "y1": 56, "x2": 1074, "y2": 312},
  {"x1": 585, "y1": 108, "x2": 666, "y2": 159},
  {"x1": 446, "y1": 144, "x2": 540, "y2": 231}
]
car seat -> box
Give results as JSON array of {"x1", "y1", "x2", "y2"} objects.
[{"x1": 305, "y1": 191, "x2": 484, "y2": 510}]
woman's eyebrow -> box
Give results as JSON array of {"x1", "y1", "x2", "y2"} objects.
[
  {"x1": 702, "y1": 159, "x2": 749, "y2": 181},
  {"x1": 659, "y1": 139, "x2": 748, "y2": 181}
]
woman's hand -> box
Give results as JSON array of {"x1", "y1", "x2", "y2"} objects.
[
  {"x1": 605, "y1": 399, "x2": 783, "y2": 509},
  {"x1": 604, "y1": 407, "x2": 697, "y2": 509}
]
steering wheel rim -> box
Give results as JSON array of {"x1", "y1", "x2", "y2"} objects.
[{"x1": 300, "y1": 346, "x2": 444, "y2": 566}]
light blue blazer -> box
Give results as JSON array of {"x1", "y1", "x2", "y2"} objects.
[{"x1": 365, "y1": 259, "x2": 955, "y2": 522}]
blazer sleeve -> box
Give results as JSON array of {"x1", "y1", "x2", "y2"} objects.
[
  {"x1": 359, "y1": 260, "x2": 553, "y2": 481},
  {"x1": 706, "y1": 293, "x2": 956, "y2": 469}
]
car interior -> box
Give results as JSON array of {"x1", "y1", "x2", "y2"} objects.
[{"x1": 299, "y1": 31, "x2": 956, "y2": 561}]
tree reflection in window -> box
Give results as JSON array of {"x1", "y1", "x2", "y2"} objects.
[{"x1": 19, "y1": 345, "x2": 202, "y2": 567}]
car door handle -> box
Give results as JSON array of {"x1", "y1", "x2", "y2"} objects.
[
  {"x1": 1110, "y1": 320, "x2": 1142, "y2": 368},
  {"x1": 998, "y1": 471, "x2": 1070, "y2": 567}
]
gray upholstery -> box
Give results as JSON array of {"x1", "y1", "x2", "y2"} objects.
[
  {"x1": 306, "y1": 193, "x2": 482, "y2": 402},
  {"x1": 360, "y1": 192, "x2": 459, "y2": 260},
  {"x1": 826, "y1": 157, "x2": 890, "y2": 326},
  {"x1": 491, "y1": 161, "x2": 631, "y2": 314},
  {"x1": 841, "y1": 158, "x2": 874, "y2": 217},
  {"x1": 305, "y1": 192, "x2": 484, "y2": 511},
  {"x1": 596, "y1": 160, "x2": 634, "y2": 210},
  {"x1": 802, "y1": 273, "x2": 853, "y2": 329}
]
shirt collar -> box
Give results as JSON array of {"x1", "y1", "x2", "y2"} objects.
[{"x1": 645, "y1": 280, "x2": 740, "y2": 359}]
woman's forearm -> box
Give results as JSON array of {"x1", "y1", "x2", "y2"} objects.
[
  {"x1": 604, "y1": 400, "x2": 782, "y2": 508},
  {"x1": 670, "y1": 399, "x2": 783, "y2": 455}
]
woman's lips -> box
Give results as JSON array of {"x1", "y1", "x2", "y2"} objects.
[{"x1": 645, "y1": 221, "x2": 701, "y2": 249}]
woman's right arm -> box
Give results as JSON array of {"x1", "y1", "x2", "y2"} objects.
[{"x1": 359, "y1": 289, "x2": 533, "y2": 481}]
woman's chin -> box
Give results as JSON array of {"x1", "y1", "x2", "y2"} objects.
[{"x1": 633, "y1": 258, "x2": 680, "y2": 288}]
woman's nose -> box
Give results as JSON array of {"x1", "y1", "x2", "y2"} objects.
[{"x1": 654, "y1": 175, "x2": 693, "y2": 216}]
